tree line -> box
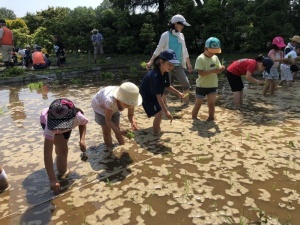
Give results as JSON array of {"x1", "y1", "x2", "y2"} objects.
[{"x1": 1, "y1": 0, "x2": 300, "y2": 55}]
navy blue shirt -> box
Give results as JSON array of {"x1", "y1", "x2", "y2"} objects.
[{"x1": 140, "y1": 69, "x2": 170, "y2": 102}]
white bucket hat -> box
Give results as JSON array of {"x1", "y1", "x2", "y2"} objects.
[{"x1": 113, "y1": 82, "x2": 142, "y2": 106}]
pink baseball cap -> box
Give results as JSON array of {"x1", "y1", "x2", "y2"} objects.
[{"x1": 272, "y1": 36, "x2": 286, "y2": 48}]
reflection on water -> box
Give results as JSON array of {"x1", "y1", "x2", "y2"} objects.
[{"x1": 0, "y1": 76, "x2": 299, "y2": 225}]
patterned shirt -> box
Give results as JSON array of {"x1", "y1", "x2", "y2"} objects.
[{"x1": 40, "y1": 108, "x2": 89, "y2": 141}]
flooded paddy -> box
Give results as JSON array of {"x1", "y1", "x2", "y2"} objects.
[{"x1": 0, "y1": 75, "x2": 299, "y2": 225}]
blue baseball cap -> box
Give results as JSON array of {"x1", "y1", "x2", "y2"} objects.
[
  {"x1": 159, "y1": 49, "x2": 180, "y2": 65},
  {"x1": 205, "y1": 37, "x2": 221, "y2": 54}
]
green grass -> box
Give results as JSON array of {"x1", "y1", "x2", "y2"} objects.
[{"x1": 1, "y1": 52, "x2": 256, "y2": 80}]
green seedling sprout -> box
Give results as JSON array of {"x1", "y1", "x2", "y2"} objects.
[
  {"x1": 140, "y1": 61, "x2": 147, "y2": 68},
  {"x1": 127, "y1": 130, "x2": 135, "y2": 139},
  {"x1": 183, "y1": 92, "x2": 189, "y2": 98}
]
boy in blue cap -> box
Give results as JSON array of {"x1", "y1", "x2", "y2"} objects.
[{"x1": 192, "y1": 37, "x2": 225, "y2": 121}]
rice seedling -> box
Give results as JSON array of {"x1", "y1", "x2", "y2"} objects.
[
  {"x1": 126, "y1": 130, "x2": 135, "y2": 139},
  {"x1": 140, "y1": 61, "x2": 147, "y2": 68},
  {"x1": 0, "y1": 106, "x2": 6, "y2": 116}
]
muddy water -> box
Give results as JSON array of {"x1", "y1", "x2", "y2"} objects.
[{"x1": 0, "y1": 76, "x2": 299, "y2": 225}]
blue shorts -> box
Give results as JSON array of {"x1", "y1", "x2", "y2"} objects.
[
  {"x1": 142, "y1": 101, "x2": 161, "y2": 118},
  {"x1": 195, "y1": 87, "x2": 217, "y2": 99}
]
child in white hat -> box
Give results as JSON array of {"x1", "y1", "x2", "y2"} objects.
[{"x1": 91, "y1": 82, "x2": 142, "y2": 148}]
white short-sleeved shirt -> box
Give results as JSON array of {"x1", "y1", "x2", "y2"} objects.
[
  {"x1": 281, "y1": 50, "x2": 297, "y2": 69},
  {"x1": 40, "y1": 108, "x2": 89, "y2": 141},
  {"x1": 91, "y1": 86, "x2": 121, "y2": 116}
]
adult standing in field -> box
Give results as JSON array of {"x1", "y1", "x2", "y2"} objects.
[
  {"x1": 146, "y1": 14, "x2": 193, "y2": 107},
  {"x1": 0, "y1": 19, "x2": 14, "y2": 68},
  {"x1": 53, "y1": 35, "x2": 66, "y2": 68},
  {"x1": 91, "y1": 28, "x2": 104, "y2": 63},
  {"x1": 225, "y1": 55, "x2": 273, "y2": 108}
]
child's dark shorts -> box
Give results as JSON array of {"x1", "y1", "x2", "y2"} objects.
[
  {"x1": 195, "y1": 87, "x2": 217, "y2": 99},
  {"x1": 142, "y1": 101, "x2": 161, "y2": 118},
  {"x1": 225, "y1": 70, "x2": 244, "y2": 92},
  {"x1": 41, "y1": 123, "x2": 72, "y2": 140}
]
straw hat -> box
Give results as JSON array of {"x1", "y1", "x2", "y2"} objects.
[
  {"x1": 289, "y1": 35, "x2": 300, "y2": 43},
  {"x1": 113, "y1": 82, "x2": 142, "y2": 106}
]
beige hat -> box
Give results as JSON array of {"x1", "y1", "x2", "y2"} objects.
[
  {"x1": 91, "y1": 28, "x2": 98, "y2": 33},
  {"x1": 289, "y1": 35, "x2": 300, "y2": 43},
  {"x1": 113, "y1": 82, "x2": 142, "y2": 106}
]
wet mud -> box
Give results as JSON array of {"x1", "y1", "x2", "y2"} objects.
[{"x1": 0, "y1": 77, "x2": 299, "y2": 225}]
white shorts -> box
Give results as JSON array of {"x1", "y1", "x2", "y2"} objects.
[
  {"x1": 263, "y1": 67, "x2": 279, "y2": 80},
  {"x1": 280, "y1": 67, "x2": 293, "y2": 81}
]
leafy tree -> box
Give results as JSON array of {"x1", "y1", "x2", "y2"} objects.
[
  {"x1": 0, "y1": 7, "x2": 16, "y2": 20},
  {"x1": 6, "y1": 19, "x2": 27, "y2": 29},
  {"x1": 32, "y1": 27, "x2": 53, "y2": 53},
  {"x1": 23, "y1": 13, "x2": 44, "y2": 33},
  {"x1": 140, "y1": 15, "x2": 157, "y2": 54}
]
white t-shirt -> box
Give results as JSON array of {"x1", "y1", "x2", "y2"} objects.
[
  {"x1": 91, "y1": 86, "x2": 120, "y2": 116},
  {"x1": 281, "y1": 50, "x2": 297, "y2": 69}
]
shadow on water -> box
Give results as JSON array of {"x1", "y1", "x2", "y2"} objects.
[
  {"x1": 19, "y1": 169, "x2": 81, "y2": 225},
  {"x1": 85, "y1": 144, "x2": 133, "y2": 184},
  {"x1": 134, "y1": 128, "x2": 174, "y2": 155}
]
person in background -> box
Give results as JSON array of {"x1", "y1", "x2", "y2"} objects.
[
  {"x1": 225, "y1": 55, "x2": 273, "y2": 108},
  {"x1": 24, "y1": 45, "x2": 33, "y2": 69},
  {"x1": 140, "y1": 49, "x2": 184, "y2": 134},
  {"x1": 146, "y1": 14, "x2": 192, "y2": 107},
  {"x1": 91, "y1": 82, "x2": 142, "y2": 149},
  {"x1": 53, "y1": 35, "x2": 66, "y2": 68},
  {"x1": 192, "y1": 37, "x2": 225, "y2": 121},
  {"x1": 12, "y1": 52, "x2": 18, "y2": 65},
  {"x1": 91, "y1": 29, "x2": 104, "y2": 63},
  {"x1": 40, "y1": 98, "x2": 88, "y2": 194},
  {"x1": 280, "y1": 44, "x2": 300, "y2": 87},
  {"x1": 263, "y1": 37, "x2": 286, "y2": 96},
  {"x1": 0, "y1": 19, "x2": 14, "y2": 69},
  {"x1": 284, "y1": 35, "x2": 300, "y2": 56},
  {"x1": 0, "y1": 165, "x2": 9, "y2": 192},
  {"x1": 32, "y1": 46, "x2": 51, "y2": 69}
]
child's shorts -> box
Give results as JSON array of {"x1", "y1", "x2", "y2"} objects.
[
  {"x1": 195, "y1": 87, "x2": 217, "y2": 99},
  {"x1": 142, "y1": 101, "x2": 161, "y2": 118},
  {"x1": 281, "y1": 67, "x2": 293, "y2": 81},
  {"x1": 41, "y1": 123, "x2": 72, "y2": 140},
  {"x1": 225, "y1": 70, "x2": 244, "y2": 92},
  {"x1": 94, "y1": 111, "x2": 120, "y2": 126},
  {"x1": 263, "y1": 67, "x2": 279, "y2": 80}
]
